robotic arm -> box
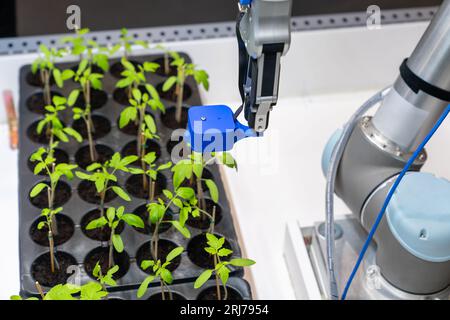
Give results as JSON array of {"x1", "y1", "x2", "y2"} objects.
[
  {"x1": 324, "y1": 0, "x2": 450, "y2": 297},
  {"x1": 186, "y1": 0, "x2": 292, "y2": 152}
]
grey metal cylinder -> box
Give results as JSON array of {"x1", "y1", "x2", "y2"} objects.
[
  {"x1": 372, "y1": 0, "x2": 450, "y2": 153},
  {"x1": 334, "y1": 119, "x2": 423, "y2": 218}
]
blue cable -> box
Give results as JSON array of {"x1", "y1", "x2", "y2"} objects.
[{"x1": 341, "y1": 104, "x2": 450, "y2": 300}]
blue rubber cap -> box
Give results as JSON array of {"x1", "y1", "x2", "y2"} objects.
[
  {"x1": 240, "y1": 0, "x2": 252, "y2": 5},
  {"x1": 185, "y1": 105, "x2": 258, "y2": 153},
  {"x1": 387, "y1": 172, "x2": 450, "y2": 262}
]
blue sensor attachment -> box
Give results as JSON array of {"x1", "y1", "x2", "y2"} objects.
[{"x1": 185, "y1": 105, "x2": 259, "y2": 153}]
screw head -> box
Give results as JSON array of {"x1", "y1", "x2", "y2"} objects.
[{"x1": 200, "y1": 116, "x2": 206, "y2": 121}]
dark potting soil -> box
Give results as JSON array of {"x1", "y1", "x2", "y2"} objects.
[
  {"x1": 197, "y1": 286, "x2": 243, "y2": 300},
  {"x1": 28, "y1": 149, "x2": 69, "y2": 176},
  {"x1": 186, "y1": 199, "x2": 223, "y2": 230},
  {"x1": 29, "y1": 214, "x2": 75, "y2": 246},
  {"x1": 156, "y1": 82, "x2": 192, "y2": 102},
  {"x1": 121, "y1": 140, "x2": 161, "y2": 166},
  {"x1": 136, "y1": 239, "x2": 181, "y2": 273},
  {"x1": 187, "y1": 233, "x2": 232, "y2": 269},
  {"x1": 110, "y1": 60, "x2": 141, "y2": 79},
  {"x1": 112, "y1": 85, "x2": 147, "y2": 106},
  {"x1": 125, "y1": 173, "x2": 167, "y2": 199},
  {"x1": 80, "y1": 208, "x2": 125, "y2": 241},
  {"x1": 153, "y1": 57, "x2": 177, "y2": 77},
  {"x1": 74, "y1": 144, "x2": 114, "y2": 170},
  {"x1": 25, "y1": 70, "x2": 55, "y2": 87},
  {"x1": 148, "y1": 292, "x2": 187, "y2": 300},
  {"x1": 72, "y1": 115, "x2": 111, "y2": 140},
  {"x1": 160, "y1": 106, "x2": 189, "y2": 130},
  {"x1": 132, "y1": 204, "x2": 173, "y2": 235},
  {"x1": 77, "y1": 180, "x2": 118, "y2": 205},
  {"x1": 74, "y1": 89, "x2": 108, "y2": 110},
  {"x1": 29, "y1": 181, "x2": 72, "y2": 209},
  {"x1": 26, "y1": 91, "x2": 62, "y2": 114},
  {"x1": 31, "y1": 251, "x2": 77, "y2": 287},
  {"x1": 84, "y1": 246, "x2": 130, "y2": 280},
  {"x1": 26, "y1": 120, "x2": 67, "y2": 144}
]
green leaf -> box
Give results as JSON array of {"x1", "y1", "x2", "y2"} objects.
[
  {"x1": 194, "y1": 269, "x2": 213, "y2": 289},
  {"x1": 217, "y1": 248, "x2": 233, "y2": 257},
  {"x1": 53, "y1": 69, "x2": 63, "y2": 88},
  {"x1": 132, "y1": 88, "x2": 142, "y2": 102},
  {"x1": 176, "y1": 187, "x2": 195, "y2": 200},
  {"x1": 112, "y1": 186, "x2": 131, "y2": 201},
  {"x1": 61, "y1": 69, "x2": 75, "y2": 80},
  {"x1": 141, "y1": 260, "x2": 154, "y2": 270},
  {"x1": 86, "y1": 163, "x2": 102, "y2": 172},
  {"x1": 116, "y1": 77, "x2": 133, "y2": 88},
  {"x1": 217, "y1": 266, "x2": 230, "y2": 285},
  {"x1": 33, "y1": 162, "x2": 46, "y2": 175},
  {"x1": 37, "y1": 221, "x2": 46, "y2": 230},
  {"x1": 119, "y1": 106, "x2": 137, "y2": 128},
  {"x1": 144, "y1": 114, "x2": 157, "y2": 134},
  {"x1": 86, "y1": 216, "x2": 108, "y2": 230},
  {"x1": 75, "y1": 171, "x2": 93, "y2": 181},
  {"x1": 229, "y1": 258, "x2": 256, "y2": 267},
  {"x1": 162, "y1": 189, "x2": 173, "y2": 199},
  {"x1": 121, "y1": 214, "x2": 144, "y2": 228},
  {"x1": 95, "y1": 176, "x2": 106, "y2": 193},
  {"x1": 106, "y1": 207, "x2": 116, "y2": 223},
  {"x1": 63, "y1": 127, "x2": 82, "y2": 143},
  {"x1": 166, "y1": 246, "x2": 184, "y2": 262},
  {"x1": 217, "y1": 152, "x2": 238, "y2": 170},
  {"x1": 137, "y1": 275, "x2": 155, "y2": 298},
  {"x1": 205, "y1": 179, "x2": 219, "y2": 203},
  {"x1": 162, "y1": 76, "x2": 177, "y2": 92},
  {"x1": 112, "y1": 234, "x2": 124, "y2": 252},
  {"x1": 170, "y1": 221, "x2": 191, "y2": 239},
  {"x1": 67, "y1": 90, "x2": 80, "y2": 107},
  {"x1": 172, "y1": 198, "x2": 183, "y2": 209},
  {"x1": 30, "y1": 183, "x2": 48, "y2": 198},
  {"x1": 160, "y1": 268, "x2": 173, "y2": 284}
]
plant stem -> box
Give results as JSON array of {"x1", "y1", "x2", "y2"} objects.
[
  {"x1": 149, "y1": 180, "x2": 156, "y2": 202},
  {"x1": 35, "y1": 281, "x2": 45, "y2": 299},
  {"x1": 42, "y1": 69, "x2": 51, "y2": 106},
  {"x1": 164, "y1": 53, "x2": 169, "y2": 75},
  {"x1": 213, "y1": 255, "x2": 221, "y2": 300},
  {"x1": 151, "y1": 221, "x2": 160, "y2": 261},
  {"x1": 175, "y1": 69, "x2": 185, "y2": 123},
  {"x1": 160, "y1": 280, "x2": 165, "y2": 300},
  {"x1": 108, "y1": 228, "x2": 115, "y2": 269},
  {"x1": 197, "y1": 178, "x2": 206, "y2": 211},
  {"x1": 84, "y1": 81, "x2": 97, "y2": 162},
  {"x1": 162, "y1": 281, "x2": 173, "y2": 300},
  {"x1": 209, "y1": 206, "x2": 216, "y2": 234},
  {"x1": 48, "y1": 229, "x2": 55, "y2": 273}
]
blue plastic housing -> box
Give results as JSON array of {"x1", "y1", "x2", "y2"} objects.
[{"x1": 185, "y1": 105, "x2": 258, "y2": 153}]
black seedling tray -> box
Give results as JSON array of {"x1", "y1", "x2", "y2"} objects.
[
  {"x1": 18, "y1": 53, "x2": 247, "y2": 298},
  {"x1": 107, "y1": 277, "x2": 252, "y2": 301}
]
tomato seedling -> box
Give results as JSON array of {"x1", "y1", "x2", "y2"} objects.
[
  {"x1": 194, "y1": 233, "x2": 255, "y2": 300},
  {"x1": 75, "y1": 152, "x2": 138, "y2": 218},
  {"x1": 162, "y1": 51, "x2": 209, "y2": 123},
  {"x1": 137, "y1": 246, "x2": 184, "y2": 300},
  {"x1": 86, "y1": 206, "x2": 144, "y2": 268}
]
